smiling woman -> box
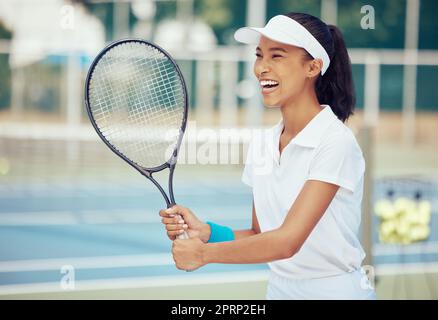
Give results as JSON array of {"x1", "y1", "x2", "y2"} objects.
[
  {"x1": 159, "y1": 12, "x2": 376, "y2": 300},
  {"x1": 254, "y1": 39, "x2": 317, "y2": 108},
  {"x1": 237, "y1": 12, "x2": 355, "y2": 122}
]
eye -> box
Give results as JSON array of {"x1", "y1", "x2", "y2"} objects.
[
  {"x1": 255, "y1": 53, "x2": 262, "y2": 58},
  {"x1": 272, "y1": 54, "x2": 283, "y2": 59}
]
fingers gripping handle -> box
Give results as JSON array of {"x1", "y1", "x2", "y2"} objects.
[
  {"x1": 176, "y1": 214, "x2": 189, "y2": 240},
  {"x1": 168, "y1": 208, "x2": 190, "y2": 272},
  {"x1": 167, "y1": 203, "x2": 188, "y2": 239},
  {"x1": 174, "y1": 213, "x2": 191, "y2": 272}
]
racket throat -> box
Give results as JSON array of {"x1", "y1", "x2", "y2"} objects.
[{"x1": 141, "y1": 168, "x2": 176, "y2": 208}]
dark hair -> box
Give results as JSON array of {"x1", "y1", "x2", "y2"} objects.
[{"x1": 285, "y1": 12, "x2": 355, "y2": 122}]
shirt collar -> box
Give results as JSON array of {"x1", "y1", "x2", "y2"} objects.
[{"x1": 274, "y1": 105, "x2": 338, "y2": 148}]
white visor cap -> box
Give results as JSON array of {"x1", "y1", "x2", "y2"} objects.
[{"x1": 234, "y1": 15, "x2": 330, "y2": 75}]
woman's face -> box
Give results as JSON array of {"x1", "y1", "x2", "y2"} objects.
[{"x1": 253, "y1": 36, "x2": 312, "y2": 108}]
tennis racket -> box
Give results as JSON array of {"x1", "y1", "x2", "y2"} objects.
[{"x1": 85, "y1": 39, "x2": 189, "y2": 240}]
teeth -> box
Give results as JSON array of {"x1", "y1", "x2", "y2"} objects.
[{"x1": 260, "y1": 80, "x2": 279, "y2": 86}]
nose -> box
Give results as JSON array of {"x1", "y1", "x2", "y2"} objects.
[{"x1": 254, "y1": 58, "x2": 271, "y2": 78}]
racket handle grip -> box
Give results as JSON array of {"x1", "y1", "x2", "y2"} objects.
[
  {"x1": 176, "y1": 214, "x2": 189, "y2": 239},
  {"x1": 174, "y1": 214, "x2": 190, "y2": 272},
  {"x1": 177, "y1": 232, "x2": 189, "y2": 240}
]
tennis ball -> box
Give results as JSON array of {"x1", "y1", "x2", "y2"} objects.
[
  {"x1": 417, "y1": 201, "x2": 432, "y2": 225},
  {"x1": 381, "y1": 220, "x2": 396, "y2": 236},
  {"x1": 396, "y1": 219, "x2": 410, "y2": 236},
  {"x1": 374, "y1": 200, "x2": 393, "y2": 218},
  {"x1": 394, "y1": 198, "x2": 415, "y2": 216}
]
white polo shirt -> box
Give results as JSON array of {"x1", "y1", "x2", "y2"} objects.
[{"x1": 242, "y1": 105, "x2": 366, "y2": 279}]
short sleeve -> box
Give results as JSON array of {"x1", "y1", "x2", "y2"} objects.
[
  {"x1": 241, "y1": 138, "x2": 253, "y2": 187},
  {"x1": 307, "y1": 132, "x2": 365, "y2": 193}
]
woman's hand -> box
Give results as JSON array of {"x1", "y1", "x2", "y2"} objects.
[
  {"x1": 172, "y1": 237, "x2": 206, "y2": 271},
  {"x1": 159, "y1": 205, "x2": 211, "y2": 242}
]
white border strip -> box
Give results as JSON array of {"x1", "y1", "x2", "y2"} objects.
[
  {"x1": 0, "y1": 254, "x2": 174, "y2": 272},
  {"x1": 376, "y1": 262, "x2": 438, "y2": 276},
  {"x1": 2, "y1": 263, "x2": 438, "y2": 296},
  {"x1": 0, "y1": 209, "x2": 250, "y2": 226},
  {"x1": 374, "y1": 242, "x2": 438, "y2": 256},
  {"x1": 0, "y1": 270, "x2": 270, "y2": 296},
  {"x1": 0, "y1": 123, "x2": 256, "y2": 142}
]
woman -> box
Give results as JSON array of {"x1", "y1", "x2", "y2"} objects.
[{"x1": 159, "y1": 12, "x2": 376, "y2": 300}]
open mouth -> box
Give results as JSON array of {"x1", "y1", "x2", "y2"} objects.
[{"x1": 260, "y1": 80, "x2": 279, "y2": 94}]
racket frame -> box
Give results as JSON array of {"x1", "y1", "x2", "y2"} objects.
[{"x1": 84, "y1": 38, "x2": 188, "y2": 209}]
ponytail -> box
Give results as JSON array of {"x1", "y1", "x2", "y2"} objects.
[
  {"x1": 316, "y1": 25, "x2": 355, "y2": 122},
  {"x1": 285, "y1": 13, "x2": 355, "y2": 122}
]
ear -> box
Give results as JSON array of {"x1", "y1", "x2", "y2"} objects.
[{"x1": 307, "y1": 58, "x2": 323, "y2": 78}]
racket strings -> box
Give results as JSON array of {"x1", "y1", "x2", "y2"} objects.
[{"x1": 88, "y1": 41, "x2": 186, "y2": 169}]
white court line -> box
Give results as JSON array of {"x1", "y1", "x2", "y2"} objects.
[
  {"x1": 0, "y1": 209, "x2": 250, "y2": 226},
  {"x1": 0, "y1": 254, "x2": 174, "y2": 272},
  {"x1": 0, "y1": 270, "x2": 270, "y2": 296}
]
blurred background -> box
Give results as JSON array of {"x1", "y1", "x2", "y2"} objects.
[{"x1": 0, "y1": 0, "x2": 437, "y2": 300}]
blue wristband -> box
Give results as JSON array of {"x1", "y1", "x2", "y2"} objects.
[{"x1": 206, "y1": 221, "x2": 235, "y2": 243}]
